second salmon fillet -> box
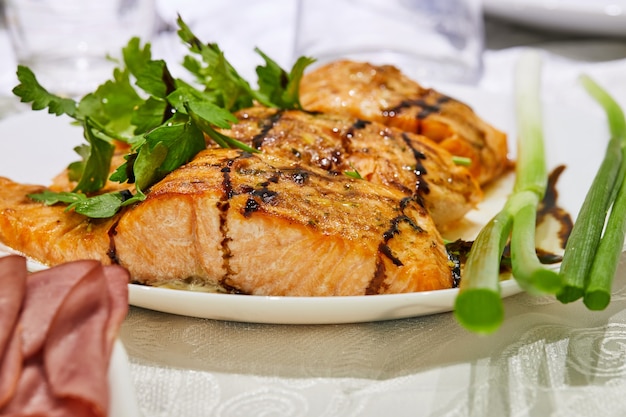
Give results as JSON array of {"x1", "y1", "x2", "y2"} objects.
[{"x1": 300, "y1": 60, "x2": 510, "y2": 186}]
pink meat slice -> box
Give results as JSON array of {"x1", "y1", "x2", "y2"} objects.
[
  {"x1": 0, "y1": 255, "x2": 26, "y2": 409},
  {"x1": 0, "y1": 354, "x2": 93, "y2": 417},
  {"x1": 52, "y1": 265, "x2": 128, "y2": 416},
  {"x1": 19, "y1": 260, "x2": 101, "y2": 359},
  {"x1": 0, "y1": 325, "x2": 23, "y2": 410},
  {"x1": 0, "y1": 258, "x2": 129, "y2": 417},
  {"x1": 45, "y1": 264, "x2": 115, "y2": 417},
  {"x1": 103, "y1": 265, "x2": 130, "y2": 363},
  {"x1": 0, "y1": 255, "x2": 26, "y2": 355},
  {"x1": 1, "y1": 356, "x2": 59, "y2": 416}
]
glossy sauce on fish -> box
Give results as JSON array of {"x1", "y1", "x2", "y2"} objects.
[
  {"x1": 299, "y1": 60, "x2": 510, "y2": 186},
  {"x1": 220, "y1": 107, "x2": 482, "y2": 229}
]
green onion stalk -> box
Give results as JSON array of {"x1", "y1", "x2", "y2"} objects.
[
  {"x1": 454, "y1": 50, "x2": 561, "y2": 333},
  {"x1": 558, "y1": 75, "x2": 626, "y2": 309}
]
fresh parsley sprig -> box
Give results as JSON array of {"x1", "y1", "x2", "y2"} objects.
[{"x1": 12, "y1": 16, "x2": 315, "y2": 218}]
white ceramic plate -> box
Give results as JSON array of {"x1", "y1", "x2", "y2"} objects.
[
  {"x1": 0, "y1": 87, "x2": 609, "y2": 324},
  {"x1": 483, "y1": 0, "x2": 626, "y2": 37}
]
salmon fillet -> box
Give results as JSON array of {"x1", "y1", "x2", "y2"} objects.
[
  {"x1": 299, "y1": 60, "x2": 510, "y2": 185},
  {"x1": 219, "y1": 107, "x2": 482, "y2": 228},
  {"x1": 0, "y1": 148, "x2": 454, "y2": 295}
]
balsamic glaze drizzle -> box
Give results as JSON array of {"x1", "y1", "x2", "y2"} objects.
[
  {"x1": 370, "y1": 200, "x2": 428, "y2": 294},
  {"x1": 384, "y1": 94, "x2": 451, "y2": 120},
  {"x1": 401, "y1": 133, "x2": 430, "y2": 196},
  {"x1": 107, "y1": 219, "x2": 121, "y2": 265},
  {"x1": 251, "y1": 111, "x2": 284, "y2": 149}
]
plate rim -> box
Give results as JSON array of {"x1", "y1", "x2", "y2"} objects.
[
  {"x1": 483, "y1": 0, "x2": 626, "y2": 36},
  {"x1": 126, "y1": 278, "x2": 523, "y2": 324}
]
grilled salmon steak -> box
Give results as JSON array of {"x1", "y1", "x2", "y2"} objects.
[
  {"x1": 299, "y1": 60, "x2": 510, "y2": 185},
  {"x1": 0, "y1": 149, "x2": 454, "y2": 295},
  {"x1": 219, "y1": 107, "x2": 482, "y2": 228}
]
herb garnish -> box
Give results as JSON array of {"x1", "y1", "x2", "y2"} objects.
[
  {"x1": 14, "y1": 16, "x2": 315, "y2": 218},
  {"x1": 344, "y1": 164, "x2": 363, "y2": 179}
]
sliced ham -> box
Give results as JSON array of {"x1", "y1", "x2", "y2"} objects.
[
  {"x1": 1, "y1": 356, "x2": 60, "y2": 416},
  {"x1": 45, "y1": 264, "x2": 111, "y2": 416},
  {"x1": 0, "y1": 255, "x2": 26, "y2": 409},
  {"x1": 102, "y1": 265, "x2": 130, "y2": 361},
  {"x1": 0, "y1": 326, "x2": 22, "y2": 410},
  {"x1": 19, "y1": 260, "x2": 101, "y2": 359},
  {"x1": 0, "y1": 255, "x2": 26, "y2": 352},
  {"x1": 0, "y1": 256, "x2": 129, "y2": 417}
]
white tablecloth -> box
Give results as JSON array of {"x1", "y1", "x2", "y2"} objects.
[{"x1": 2, "y1": 1, "x2": 626, "y2": 416}]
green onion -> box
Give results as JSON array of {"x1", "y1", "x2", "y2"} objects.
[
  {"x1": 509, "y1": 52, "x2": 561, "y2": 294},
  {"x1": 452, "y1": 155, "x2": 472, "y2": 166},
  {"x1": 556, "y1": 75, "x2": 626, "y2": 309},
  {"x1": 454, "y1": 50, "x2": 559, "y2": 333},
  {"x1": 454, "y1": 209, "x2": 512, "y2": 333},
  {"x1": 585, "y1": 174, "x2": 626, "y2": 309},
  {"x1": 344, "y1": 163, "x2": 363, "y2": 179},
  {"x1": 557, "y1": 75, "x2": 626, "y2": 305}
]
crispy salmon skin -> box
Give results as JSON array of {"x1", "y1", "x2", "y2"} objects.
[
  {"x1": 0, "y1": 149, "x2": 454, "y2": 295},
  {"x1": 300, "y1": 60, "x2": 510, "y2": 185}
]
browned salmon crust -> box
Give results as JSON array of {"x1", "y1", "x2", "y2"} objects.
[
  {"x1": 0, "y1": 149, "x2": 454, "y2": 295},
  {"x1": 219, "y1": 107, "x2": 482, "y2": 229},
  {"x1": 299, "y1": 60, "x2": 510, "y2": 185}
]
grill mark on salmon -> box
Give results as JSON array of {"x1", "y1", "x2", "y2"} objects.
[
  {"x1": 370, "y1": 200, "x2": 427, "y2": 294},
  {"x1": 401, "y1": 132, "x2": 430, "y2": 196},
  {"x1": 385, "y1": 96, "x2": 452, "y2": 121},
  {"x1": 217, "y1": 157, "x2": 235, "y2": 290},
  {"x1": 106, "y1": 219, "x2": 120, "y2": 264},
  {"x1": 251, "y1": 111, "x2": 284, "y2": 150},
  {"x1": 367, "y1": 261, "x2": 387, "y2": 295}
]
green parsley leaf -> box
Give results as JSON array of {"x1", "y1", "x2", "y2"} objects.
[
  {"x1": 131, "y1": 96, "x2": 169, "y2": 135},
  {"x1": 29, "y1": 189, "x2": 145, "y2": 218},
  {"x1": 76, "y1": 67, "x2": 143, "y2": 141},
  {"x1": 122, "y1": 37, "x2": 176, "y2": 99},
  {"x1": 72, "y1": 118, "x2": 116, "y2": 193},
  {"x1": 167, "y1": 83, "x2": 237, "y2": 129},
  {"x1": 67, "y1": 144, "x2": 91, "y2": 182},
  {"x1": 28, "y1": 190, "x2": 87, "y2": 205},
  {"x1": 68, "y1": 191, "x2": 131, "y2": 218},
  {"x1": 177, "y1": 16, "x2": 255, "y2": 111},
  {"x1": 133, "y1": 141, "x2": 168, "y2": 191},
  {"x1": 185, "y1": 103, "x2": 258, "y2": 154},
  {"x1": 255, "y1": 49, "x2": 315, "y2": 110},
  {"x1": 13, "y1": 66, "x2": 77, "y2": 116},
  {"x1": 133, "y1": 120, "x2": 205, "y2": 190}
]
